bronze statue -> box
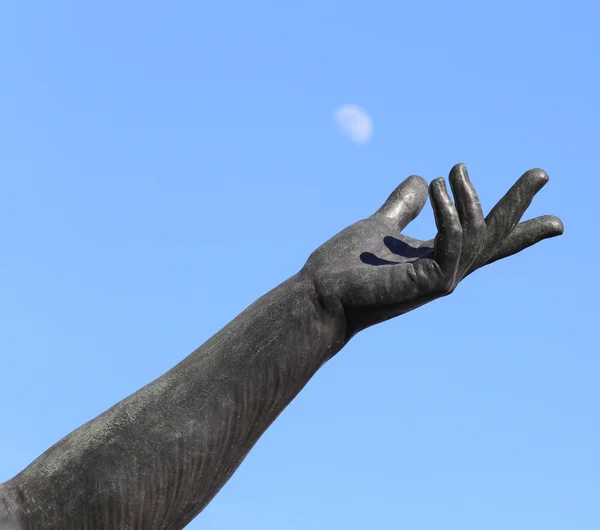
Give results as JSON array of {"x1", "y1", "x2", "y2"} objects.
[{"x1": 0, "y1": 164, "x2": 563, "y2": 529}]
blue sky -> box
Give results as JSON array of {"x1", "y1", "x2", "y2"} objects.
[{"x1": 1, "y1": 1, "x2": 598, "y2": 529}]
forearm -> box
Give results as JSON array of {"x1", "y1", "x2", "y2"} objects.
[{"x1": 4, "y1": 271, "x2": 345, "y2": 530}]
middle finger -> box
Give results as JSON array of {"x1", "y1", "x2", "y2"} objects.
[{"x1": 448, "y1": 163, "x2": 486, "y2": 275}]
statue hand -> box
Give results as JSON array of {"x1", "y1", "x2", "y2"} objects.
[{"x1": 302, "y1": 163, "x2": 563, "y2": 340}]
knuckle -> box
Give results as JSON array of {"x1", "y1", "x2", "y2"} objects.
[
  {"x1": 448, "y1": 222, "x2": 463, "y2": 239},
  {"x1": 434, "y1": 272, "x2": 457, "y2": 296},
  {"x1": 443, "y1": 279, "x2": 456, "y2": 295},
  {"x1": 442, "y1": 280, "x2": 458, "y2": 296}
]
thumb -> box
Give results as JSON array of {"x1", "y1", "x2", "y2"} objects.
[{"x1": 374, "y1": 175, "x2": 429, "y2": 231}]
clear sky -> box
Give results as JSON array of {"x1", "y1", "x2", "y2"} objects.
[{"x1": 1, "y1": 2, "x2": 598, "y2": 529}]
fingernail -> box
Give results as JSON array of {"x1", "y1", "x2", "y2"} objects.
[
  {"x1": 433, "y1": 177, "x2": 446, "y2": 192},
  {"x1": 461, "y1": 164, "x2": 472, "y2": 184}
]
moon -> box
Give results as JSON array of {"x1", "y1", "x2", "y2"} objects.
[{"x1": 333, "y1": 104, "x2": 373, "y2": 144}]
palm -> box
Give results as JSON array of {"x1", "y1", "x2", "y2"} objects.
[{"x1": 303, "y1": 164, "x2": 563, "y2": 339}]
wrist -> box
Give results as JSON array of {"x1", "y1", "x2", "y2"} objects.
[{"x1": 295, "y1": 268, "x2": 347, "y2": 358}]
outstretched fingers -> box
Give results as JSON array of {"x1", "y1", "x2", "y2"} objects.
[
  {"x1": 477, "y1": 168, "x2": 549, "y2": 266},
  {"x1": 482, "y1": 214, "x2": 564, "y2": 267},
  {"x1": 430, "y1": 177, "x2": 462, "y2": 292}
]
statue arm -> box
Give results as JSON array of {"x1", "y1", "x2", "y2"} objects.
[
  {"x1": 4, "y1": 271, "x2": 343, "y2": 530},
  {"x1": 1, "y1": 164, "x2": 563, "y2": 529}
]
